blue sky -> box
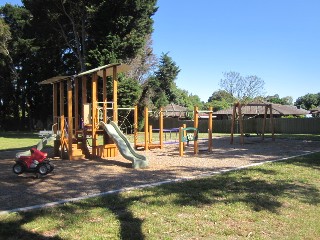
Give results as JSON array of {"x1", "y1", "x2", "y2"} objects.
[
  {"x1": 2, "y1": 0, "x2": 320, "y2": 103},
  {"x1": 152, "y1": 0, "x2": 320, "y2": 102}
]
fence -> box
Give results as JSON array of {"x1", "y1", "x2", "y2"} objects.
[{"x1": 149, "y1": 117, "x2": 320, "y2": 134}]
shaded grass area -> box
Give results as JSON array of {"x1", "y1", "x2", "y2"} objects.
[{"x1": 1, "y1": 153, "x2": 319, "y2": 239}]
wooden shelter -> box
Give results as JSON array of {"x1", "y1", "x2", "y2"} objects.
[
  {"x1": 230, "y1": 102, "x2": 275, "y2": 144},
  {"x1": 39, "y1": 63, "x2": 130, "y2": 160}
]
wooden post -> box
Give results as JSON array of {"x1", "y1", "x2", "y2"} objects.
[
  {"x1": 159, "y1": 107, "x2": 164, "y2": 149},
  {"x1": 183, "y1": 124, "x2": 186, "y2": 148},
  {"x1": 59, "y1": 81, "x2": 65, "y2": 158},
  {"x1": 53, "y1": 83, "x2": 59, "y2": 157},
  {"x1": 194, "y1": 106, "x2": 199, "y2": 154},
  {"x1": 149, "y1": 125, "x2": 153, "y2": 144},
  {"x1": 179, "y1": 126, "x2": 184, "y2": 156},
  {"x1": 103, "y1": 69, "x2": 107, "y2": 123},
  {"x1": 208, "y1": 106, "x2": 213, "y2": 151},
  {"x1": 134, "y1": 106, "x2": 138, "y2": 149},
  {"x1": 144, "y1": 107, "x2": 149, "y2": 151},
  {"x1": 81, "y1": 75, "x2": 87, "y2": 129},
  {"x1": 230, "y1": 103, "x2": 237, "y2": 144},
  {"x1": 113, "y1": 66, "x2": 118, "y2": 123},
  {"x1": 262, "y1": 105, "x2": 268, "y2": 140},
  {"x1": 238, "y1": 103, "x2": 244, "y2": 144},
  {"x1": 53, "y1": 83, "x2": 58, "y2": 134},
  {"x1": 82, "y1": 75, "x2": 87, "y2": 104},
  {"x1": 74, "y1": 78, "x2": 79, "y2": 132},
  {"x1": 67, "y1": 79, "x2": 73, "y2": 160},
  {"x1": 270, "y1": 104, "x2": 275, "y2": 141},
  {"x1": 92, "y1": 73, "x2": 98, "y2": 156}
]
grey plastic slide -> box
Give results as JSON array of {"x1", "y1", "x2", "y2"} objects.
[{"x1": 99, "y1": 121, "x2": 148, "y2": 169}]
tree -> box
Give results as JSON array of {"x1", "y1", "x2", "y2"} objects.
[
  {"x1": 294, "y1": 93, "x2": 320, "y2": 110},
  {"x1": 219, "y1": 71, "x2": 265, "y2": 102},
  {"x1": 0, "y1": 18, "x2": 11, "y2": 57},
  {"x1": 0, "y1": 4, "x2": 38, "y2": 129},
  {"x1": 208, "y1": 89, "x2": 235, "y2": 103},
  {"x1": 154, "y1": 52, "x2": 181, "y2": 103},
  {"x1": 205, "y1": 99, "x2": 231, "y2": 111},
  {"x1": 206, "y1": 90, "x2": 235, "y2": 111},
  {"x1": 125, "y1": 34, "x2": 158, "y2": 84},
  {"x1": 23, "y1": 0, "x2": 158, "y2": 72},
  {"x1": 0, "y1": 1, "x2": 158, "y2": 130},
  {"x1": 139, "y1": 53, "x2": 181, "y2": 110},
  {"x1": 265, "y1": 94, "x2": 293, "y2": 105},
  {"x1": 172, "y1": 88, "x2": 204, "y2": 110},
  {"x1": 118, "y1": 75, "x2": 142, "y2": 107}
]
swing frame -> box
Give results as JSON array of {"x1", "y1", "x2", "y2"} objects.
[{"x1": 230, "y1": 102, "x2": 275, "y2": 144}]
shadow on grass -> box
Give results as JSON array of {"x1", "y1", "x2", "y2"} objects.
[
  {"x1": 1, "y1": 153, "x2": 319, "y2": 239},
  {"x1": 0, "y1": 212, "x2": 62, "y2": 240}
]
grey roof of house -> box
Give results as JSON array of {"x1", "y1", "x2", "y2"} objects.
[
  {"x1": 162, "y1": 103, "x2": 188, "y2": 117},
  {"x1": 214, "y1": 102, "x2": 309, "y2": 116}
]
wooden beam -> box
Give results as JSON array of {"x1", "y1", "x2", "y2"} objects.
[
  {"x1": 53, "y1": 83, "x2": 58, "y2": 134},
  {"x1": 230, "y1": 103, "x2": 237, "y2": 144},
  {"x1": 262, "y1": 105, "x2": 268, "y2": 140},
  {"x1": 82, "y1": 75, "x2": 87, "y2": 104},
  {"x1": 238, "y1": 103, "x2": 244, "y2": 144},
  {"x1": 208, "y1": 106, "x2": 213, "y2": 151},
  {"x1": 112, "y1": 66, "x2": 118, "y2": 123},
  {"x1": 92, "y1": 73, "x2": 98, "y2": 156},
  {"x1": 103, "y1": 69, "x2": 107, "y2": 123},
  {"x1": 67, "y1": 79, "x2": 73, "y2": 160},
  {"x1": 59, "y1": 81, "x2": 65, "y2": 158},
  {"x1": 74, "y1": 78, "x2": 79, "y2": 131},
  {"x1": 179, "y1": 126, "x2": 184, "y2": 156},
  {"x1": 242, "y1": 103, "x2": 272, "y2": 107},
  {"x1": 159, "y1": 107, "x2": 164, "y2": 149},
  {"x1": 194, "y1": 106, "x2": 198, "y2": 154},
  {"x1": 134, "y1": 106, "x2": 138, "y2": 149},
  {"x1": 270, "y1": 105, "x2": 275, "y2": 141},
  {"x1": 144, "y1": 107, "x2": 149, "y2": 151}
]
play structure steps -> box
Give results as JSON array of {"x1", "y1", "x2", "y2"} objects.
[{"x1": 71, "y1": 143, "x2": 86, "y2": 160}]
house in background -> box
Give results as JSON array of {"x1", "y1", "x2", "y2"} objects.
[
  {"x1": 162, "y1": 103, "x2": 209, "y2": 119},
  {"x1": 214, "y1": 102, "x2": 309, "y2": 120},
  {"x1": 162, "y1": 103, "x2": 188, "y2": 118}
]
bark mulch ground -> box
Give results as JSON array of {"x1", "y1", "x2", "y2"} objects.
[{"x1": 1, "y1": 136, "x2": 319, "y2": 213}]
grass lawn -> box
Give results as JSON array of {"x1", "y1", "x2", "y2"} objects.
[
  {"x1": 1, "y1": 131, "x2": 318, "y2": 152},
  {"x1": 0, "y1": 132, "x2": 42, "y2": 151},
  {"x1": 0, "y1": 152, "x2": 319, "y2": 239}
]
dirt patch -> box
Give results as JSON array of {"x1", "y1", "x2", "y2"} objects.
[{"x1": 1, "y1": 137, "x2": 319, "y2": 212}]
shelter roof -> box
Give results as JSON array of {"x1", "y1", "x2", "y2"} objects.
[
  {"x1": 77, "y1": 63, "x2": 130, "y2": 78},
  {"x1": 38, "y1": 76, "x2": 71, "y2": 85},
  {"x1": 39, "y1": 63, "x2": 130, "y2": 85}
]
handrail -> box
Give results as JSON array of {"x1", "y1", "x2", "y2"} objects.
[{"x1": 180, "y1": 127, "x2": 198, "y2": 143}]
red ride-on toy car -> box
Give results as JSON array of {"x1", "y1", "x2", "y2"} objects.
[{"x1": 13, "y1": 148, "x2": 54, "y2": 176}]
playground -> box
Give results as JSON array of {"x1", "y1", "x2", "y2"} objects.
[
  {"x1": 1, "y1": 62, "x2": 319, "y2": 214},
  {"x1": 1, "y1": 135, "x2": 319, "y2": 213}
]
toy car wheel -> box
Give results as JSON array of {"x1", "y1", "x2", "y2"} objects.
[
  {"x1": 13, "y1": 163, "x2": 24, "y2": 175},
  {"x1": 37, "y1": 163, "x2": 48, "y2": 175},
  {"x1": 46, "y1": 162, "x2": 54, "y2": 173}
]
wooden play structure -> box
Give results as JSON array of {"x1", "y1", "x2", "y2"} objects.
[
  {"x1": 179, "y1": 106, "x2": 213, "y2": 156},
  {"x1": 230, "y1": 102, "x2": 275, "y2": 144},
  {"x1": 39, "y1": 63, "x2": 131, "y2": 160},
  {"x1": 134, "y1": 107, "x2": 164, "y2": 150}
]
